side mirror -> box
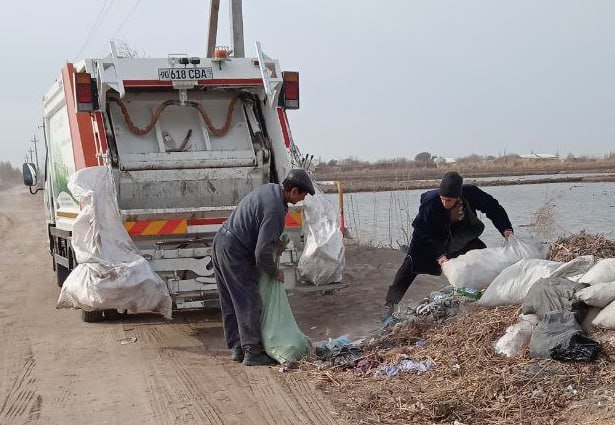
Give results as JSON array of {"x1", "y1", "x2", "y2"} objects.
[{"x1": 22, "y1": 163, "x2": 37, "y2": 187}]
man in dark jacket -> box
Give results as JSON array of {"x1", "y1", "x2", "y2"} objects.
[
  {"x1": 213, "y1": 169, "x2": 315, "y2": 366},
  {"x1": 383, "y1": 171, "x2": 513, "y2": 319}
]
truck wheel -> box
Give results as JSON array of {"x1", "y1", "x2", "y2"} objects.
[
  {"x1": 103, "y1": 309, "x2": 125, "y2": 320},
  {"x1": 56, "y1": 263, "x2": 70, "y2": 288},
  {"x1": 81, "y1": 310, "x2": 104, "y2": 323}
]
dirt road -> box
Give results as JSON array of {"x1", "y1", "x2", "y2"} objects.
[
  {"x1": 0, "y1": 187, "x2": 347, "y2": 425},
  {"x1": 0, "y1": 186, "x2": 445, "y2": 424}
]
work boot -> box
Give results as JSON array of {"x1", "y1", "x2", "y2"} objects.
[
  {"x1": 230, "y1": 345, "x2": 244, "y2": 363},
  {"x1": 381, "y1": 303, "x2": 395, "y2": 321},
  {"x1": 243, "y1": 345, "x2": 278, "y2": 367}
]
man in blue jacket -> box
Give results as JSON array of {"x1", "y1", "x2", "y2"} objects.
[
  {"x1": 213, "y1": 169, "x2": 315, "y2": 366},
  {"x1": 383, "y1": 171, "x2": 514, "y2": 319}
]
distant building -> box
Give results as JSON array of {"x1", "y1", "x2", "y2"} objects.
[
  {"x1": 518, "y1": 153, "x2": 559, "y2": 160},
  {"x1": 433, "y1": 156, "x2": 457, "y2": 166}
]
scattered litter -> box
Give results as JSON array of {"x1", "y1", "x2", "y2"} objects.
[
  {"x1": 314, "y1": 336, "x2": 364, "y2": 368},
  {"x1": 374, "y1": 359, "x2": 435, "y2": 377},
  {"x1": 566, "y1": 384, "x2": 578, "y2": 396},
  {"x1": 398, "y1": 359, "x2": 435, "y2": 374},
  {"x1": 119, "y1": 337, "x2": 137, "y2": 345},
  {"x1": 455, "y1": 287, "x2": 482, "y2": 300},
  {"x1": 415, "y1": 340, "x2": 428, "y2": 347},
  {"x1": 376, "y1": 365, "x2": 400, "y2": 377},
  {"x1": 354, "y1": 358, "x2": 379, "y2": 375}
]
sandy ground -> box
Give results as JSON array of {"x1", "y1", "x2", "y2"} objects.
[
  {"x1": 0, "y1": 186, "x2": 444, "y2": 425},
  {"x1": 290, "y1": 245, "x2": 446, "y2": 341}
]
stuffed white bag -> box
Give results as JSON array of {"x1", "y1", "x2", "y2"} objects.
[
  {"x1": 576, "y1": 281, "x2": 615, "y2": 308},
  {"x1": 298, "y1": 193, "x2": 345, "y2": 286},
  {"x1": 578, "y1": 258, "x2": 615, "y2": 284},
  {"x1": 442, "y1": 236, "x2": 547, "y2": 290},
  {"x1": 479, "y1": 255, "x2": 595, "y2": 307},
  {"x1": 56, "y1": 167, "x2": 172, "y2": 318},
  {"x1": 592, "y1": 300, "x2": 615, "y2": 329}
]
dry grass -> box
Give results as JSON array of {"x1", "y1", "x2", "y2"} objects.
[
  {"x1": 297, "y1": 232, "x2": 615, "y2": 424},
  {"x1": 301, "y1": 305, "x2": 615, "y2": 425},
  {"x1": 550, "y1": 232, "x2": 615, "y2": 262}
]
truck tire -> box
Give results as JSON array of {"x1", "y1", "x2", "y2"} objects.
[
  {"x1": 103, "y1": 309, "x2": 125, "y2": 321},
  {"x1": 81, "y1": 310, "x2": 104, "y2": 323},
  {"x1": 56, "y1": 263, "x2": 70, "y2": 288}
]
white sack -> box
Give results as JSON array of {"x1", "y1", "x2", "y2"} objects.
[
  {"x1": 479, "y1": 255, "x2": 595, "y2": 307},
  {"x1": 442, "y1": 237, "x2": 547, "y2": 290},
  {"x1": 578, "y1": 258, "x2": 615, "y2": 284},
  {"x1": 57, "y1": 259, "x2": 172, "y2": 316},
  {"x1": 480, "y1": 259, "x2": 562, "y2": 306},
  {"x1": 68, "y1": 166, "x2": 141, "y2": 265},
  {"x1": 57, "y1": 166, "x2": 172, "y2": 318},
  {"x1": 592, "y1": 299, "x2": 615, "y2": 329},
  {"x1": 298, "y1": 193, "x2": 345, "y2": 285},
  {"x1": 576, "y1": 281, "x2": 615, "y2": 308},
  {"x1": 494, "y1": 314, "x2": 539, "y2": 357}
]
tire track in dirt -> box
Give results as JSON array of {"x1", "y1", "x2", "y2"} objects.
[
  {"x1": 244, "y1": 368, "x2": 340, "y2": 424},
  {"x1": 0, "y1": 345, "x2": 42, "y2": 425},
  {"x1": 136, "y1": 324, "x2": 227, "y2": 425},
  {"x1": 0, "y1": 212, "x2": 15, "y2": 238},
  {"x1": 131, "y1": 320, "x2": 342, "y2": 425}
]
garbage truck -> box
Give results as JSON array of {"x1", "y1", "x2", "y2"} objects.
[{"x1": 22, "y1": 38, "x2": 313, "y2": 321}]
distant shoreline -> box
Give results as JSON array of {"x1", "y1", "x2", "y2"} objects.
[{"x1": 318, "y1": 173, "x2": 615, "y2": 194}]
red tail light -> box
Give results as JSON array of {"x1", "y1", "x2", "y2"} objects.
[
  {"x1": 281, "y1": 71, "x2": 299, "y2": 110},
  {"x1": 74, "y1": 72, "x2": 97, "y2": 112}
]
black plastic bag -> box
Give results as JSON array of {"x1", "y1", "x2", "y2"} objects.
[{"x1": 550, "y1": 333, "x2": 601, "y2": 362}]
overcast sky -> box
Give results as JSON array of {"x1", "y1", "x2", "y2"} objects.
[{"x1": 2, "y1": 0, "x2": 615, "y2": 166}]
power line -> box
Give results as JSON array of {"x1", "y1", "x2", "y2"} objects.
[
  {"x1": 110, "y1": 0, "x2": 142, "y2": 40},
  {"x1": 73, "y1": 0, "x2": 116, "y2": 60},
  {"x1": 73, "y1": 0, "x2": 109, "y2": 59}
]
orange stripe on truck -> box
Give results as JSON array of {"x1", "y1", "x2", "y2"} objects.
[
  {"x1": 125, "y1": 214, "x2": 301, "y2": 236},
  {"x1": 124, "y1": 220, "x2": 187, "y2": 236},
  {"x1": 285, "y1": 211, "x2": 302, "y2": 228}
]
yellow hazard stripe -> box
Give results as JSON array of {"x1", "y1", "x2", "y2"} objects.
[
  {"x1": 124, "y1": 220, "x2": 188, "y2": 236},
  {"x1": 57, "y1": 211, "x2": 79, "y2": 218},
  {"x1": 285, "y1": 211, "x2": 303, "y2": 227}
]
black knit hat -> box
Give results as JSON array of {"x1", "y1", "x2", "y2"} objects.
[{"x1": 439, "y1": 171, "x2": 463, "y2": 198}]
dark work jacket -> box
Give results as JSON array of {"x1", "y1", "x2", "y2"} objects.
[
  {"x1": 408, "y1": 184, "x2": 513, "y2": 274},
  {"x1": 220, "y1": 184, "x2": 288, "y2": 277}
]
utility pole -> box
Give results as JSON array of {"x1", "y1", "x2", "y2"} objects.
[
  {"x1": 229, "y1": 0, "x2": 245, "y2": 58},
  {"x1": 207, "y1": 0, "x2": 220, "y2": 58},
  {"x1": 38, "y1": 121, "x2": 48, "y2": 178},
  {"x1": 31, "y1": 134, "x2": 39, "y2": 173},
  {"x1": 28, "y1": 147, "x2": 34, "y2": 164}
]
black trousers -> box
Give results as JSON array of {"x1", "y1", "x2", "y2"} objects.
[
  {"x1": 212, "y1": 229, "x2": 262, "y2": 349},
  {"x1": 385, "y1": 238, "x2": 487, "y2": 305}
]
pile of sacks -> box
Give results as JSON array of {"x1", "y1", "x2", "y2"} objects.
[{"x1": 442, "y1": 236, "x2": 615, "y2": 361}]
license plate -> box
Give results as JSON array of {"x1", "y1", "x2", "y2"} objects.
[{"x1": 158, "y1": 67, "x2": 213, "y2": 81}]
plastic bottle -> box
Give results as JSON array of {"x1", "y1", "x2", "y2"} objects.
[{"x1": 455, "y1": 287, "x2": 482, "y2": 300}]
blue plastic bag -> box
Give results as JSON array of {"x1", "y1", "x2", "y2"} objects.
[{"x1": 259, "y1": 272, "x2": 311, "y2": 364}]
